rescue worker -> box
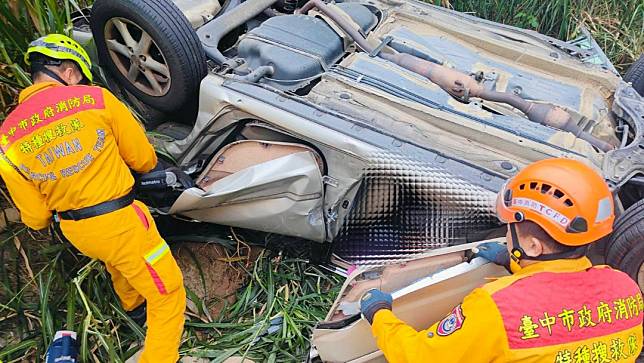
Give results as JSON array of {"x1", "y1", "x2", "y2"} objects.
[
  {"x1": 0, "y1": 34, "x2": 185, "y2": 363},
  {"x1": 360, "y1": 158, "x2": 643, "y2": 362}
]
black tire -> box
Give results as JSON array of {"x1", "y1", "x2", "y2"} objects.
[
  {"x1": 624, "y1": 54, "x2": 644, "y2": 97},
  {"x1": 101, "y1": 68, "x2": 170, "y2": 128},
  {"x1": 155, "y1": 122, "x2": 192, "y2": 140},
  {"x1": 605, "y1": 199, "x2": 644, "y2": 291},
  {"x1": 91, "y1": 0, "x2": 207, "y2": 113},
  {"x1": 123, "y1": 88, "x2": 172, "y2": 128}
]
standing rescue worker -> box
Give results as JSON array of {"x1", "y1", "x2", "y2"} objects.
[
  {"x1": 0, "y1": 34, "x2": 185, "y2": 363},
  {"x1": 360, "y1": 158, "x2": 643, "y2": 362}
]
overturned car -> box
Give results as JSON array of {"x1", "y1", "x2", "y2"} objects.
[{"x1": 73, "y1": 0, "x2": 644, "y2": 360}]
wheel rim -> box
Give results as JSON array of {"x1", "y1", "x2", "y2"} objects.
[{"x1": 104, "y1": 17, "x2": 171, "y2": 97}]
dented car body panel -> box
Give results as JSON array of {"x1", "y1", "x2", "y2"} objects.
[
  {"x1": 74, "y1": 0, "x2": 643, "y2": 262},
  {"x1": 170, "y1": 149, "x2": 327, "y2": 241},
  {"x1": 150, "y1": 0, "x2": 643, "y2": 264}
]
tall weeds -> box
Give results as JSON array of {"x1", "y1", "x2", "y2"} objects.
[
  {"x1": 445, "y1": 0, "x2": 643, "y2": 70},
  {"x1": 0, "y1": 0, "x2": 89, "y2": 118},
  {"x1": 1, "y1": 227, "x2": 340, "y2": 361}
]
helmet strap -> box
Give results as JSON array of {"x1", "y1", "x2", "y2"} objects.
[
  {"x1": 40, "y1": 67, "x2": 68, "y2": 86},
  {"x1": 527, "y1": 246, "x2": 588, "y2": 261},
  {"x1": 508, "y1": 222, "x2": 588, "y2": 270},
  {"x1": 508, "y1": 223, "x2": 524, "y2": 273}
]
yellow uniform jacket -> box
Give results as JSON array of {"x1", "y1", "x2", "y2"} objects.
[
  {"x1": 372, "y1": 257, "x2": 643, "y2": 362},
  {"x1": 0, "y1": 82, "x2": 156, "y2": 229}
]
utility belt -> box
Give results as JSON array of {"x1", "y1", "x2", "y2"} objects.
[{"x1": 55, "y1": 191, "x2": 135, "y2": 221}]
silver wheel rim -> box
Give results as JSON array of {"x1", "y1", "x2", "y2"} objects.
[
  {"x1": 104, "y1": 17, "x2": 171, "y2": 96},
  {"x1": 638, "y1": 262, "x2": 644, "y2": 291}
]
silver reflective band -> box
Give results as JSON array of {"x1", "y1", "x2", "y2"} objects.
[
  {"x1": 512, "y1": 197, "x2": 569, "y2": 226},
  {"x1": 29, "y1": 39, "x2": 91, "y2": 70},
  {"x1": 595, "y1": 197, "x2": 612, "y2": 223}
]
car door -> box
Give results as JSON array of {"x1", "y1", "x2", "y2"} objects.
[
  {"x1": 169, "y1": 140, "x2": 326, "y2": 242},
  {"x1": 311, "y1": 243, "x2": 509, "y2": 362}
]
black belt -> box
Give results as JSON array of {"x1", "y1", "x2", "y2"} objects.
[{"x1": 57, "y1": 191, "x2": 135, "y2": 221}]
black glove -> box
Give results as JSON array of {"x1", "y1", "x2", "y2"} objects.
[{"x1": 360, "y1": 289, "x2": 393, "y2": 324}]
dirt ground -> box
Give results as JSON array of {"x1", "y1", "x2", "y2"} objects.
[{"x1": 172, "y1": 242, "x2": 256, "y2": 318}]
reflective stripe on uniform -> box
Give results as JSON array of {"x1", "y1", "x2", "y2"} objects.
[{"x1": 144, "y1": 240, "x2": 170, "y2": 265}]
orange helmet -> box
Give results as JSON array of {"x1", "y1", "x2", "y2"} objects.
[{"x1": 496, "y1": 158, "x2": 614, "y2": 246}]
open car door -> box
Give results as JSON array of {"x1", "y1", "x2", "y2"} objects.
[
  {"x1": 312, "y1": 244, "x2": 509, "y2": 362},
  {"x1": 169, "y1": 140, "x2": 327, "y2": 242}
]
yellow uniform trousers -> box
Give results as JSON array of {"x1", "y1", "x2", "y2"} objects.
[{"x1": 61, "y1": 200, "x2": 185, "y2": 363}]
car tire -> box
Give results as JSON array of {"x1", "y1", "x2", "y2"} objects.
[
  {"x1": 155, "y1": 122, "x2": 192, "y2": 140},
  {"x1": 624, "y1": 54, "x2": 644, "y2": 97},
  {"x1": 605, "y1": 199, "x2": 644, "y2": 291},
  {"x1": 91, "y1": 0, "x2": 207, "y2": 113}
]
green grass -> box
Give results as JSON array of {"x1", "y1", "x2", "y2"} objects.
[
  {"x1": 0, "y1": 2, "x2": 341, "y2": 361},
  {"x1": 443, "y1": 0, "x2": 643, "y2": 70},
  {"x1": 0, "y1": 228, "x2": 341, "y2": 362},
  {"x1": 180, "y1": 251, "x2": 341, "y2": 362},
  {"x1": 0, "y1": 0, "x2": 88, "y2": 118}
]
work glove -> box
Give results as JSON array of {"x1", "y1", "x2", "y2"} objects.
[
  {"x1": 360, "y1": 288, "x2": 392, "y2": 324},
  {"x1": 473, "y1": 242, "x2": 510, "y2": 269}
]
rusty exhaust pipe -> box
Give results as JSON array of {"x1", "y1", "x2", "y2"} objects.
[{"x1": 297, "y1": 0, "x2": 615, "y2": 152}]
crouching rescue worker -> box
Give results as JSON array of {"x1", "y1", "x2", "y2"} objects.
[
  {"x1": 0, "y1": 34, "x2": 185, "y2": 363},
  {"x1": 360, "y1": 158, "x2": 643, "y2": 362}
]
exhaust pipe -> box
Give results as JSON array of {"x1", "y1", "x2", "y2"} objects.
[{"x1": 297, "y1": 0, "x2": 615, "y2": 152}]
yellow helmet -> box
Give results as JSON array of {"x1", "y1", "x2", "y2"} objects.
[{"x1": 25, "y1": 34, "x2": 93, "y2": 82}]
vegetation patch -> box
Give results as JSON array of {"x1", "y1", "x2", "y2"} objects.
[
  {"x1": 442, "y1": 0, "x2": 643, "y2": 70},
  {"x1": 0, "y1": 227, "x2": 341, "y2": 362}
]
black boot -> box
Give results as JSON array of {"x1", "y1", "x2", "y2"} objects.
[{"x1": 127, "y1": 302, "x2": 147, "y2": 327}]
